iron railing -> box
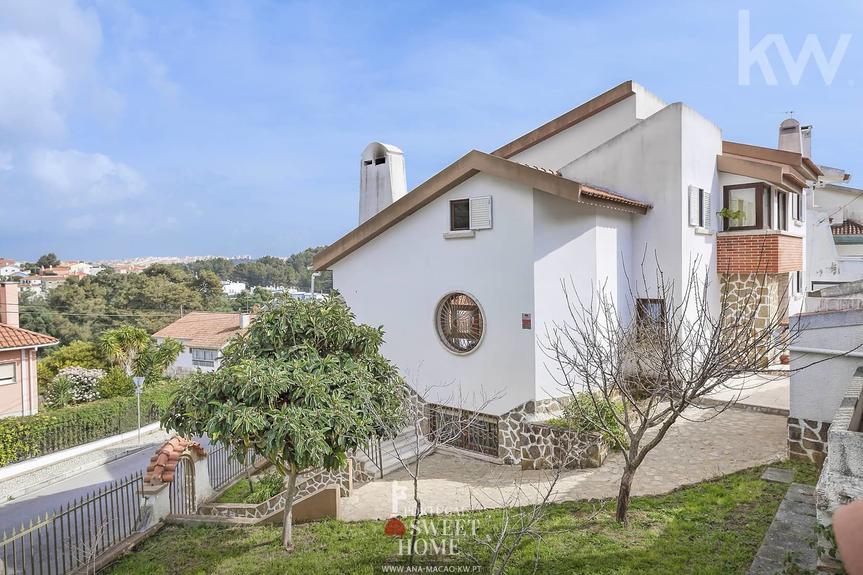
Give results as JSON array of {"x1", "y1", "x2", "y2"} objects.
[
  {"x1": 168, "y1": 457, "x2": 196, "y2": 516},
  {"x1": 2, "y1": 404, "x2": 164, "y2": 468},
  {"x1": 359, "y1": 437, "x2": 384, "y2": 478},
  {"x1": 207, "y1": 443, "x2": 257, "y2": 492},
  {"x1": 0, "y1": 471, "x2": 144, "y2": 575}
]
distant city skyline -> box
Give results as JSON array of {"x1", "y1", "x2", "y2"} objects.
[{"x1": 1, "y1": 0, "x2": 862, "y2": 260}]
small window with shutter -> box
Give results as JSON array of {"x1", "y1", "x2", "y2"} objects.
[
  {"x1": 450, "y1": 197, "x2": 493, "y2": 232},
  {"x1": 0, "y1": 363, "x2": 15, "y2": 386},
  {"x1": 469, "y1": 196, "x2": 492, "y2": 230},
  {"x1": 688, "y1": 186, "x2": 710, "y2": 229}
]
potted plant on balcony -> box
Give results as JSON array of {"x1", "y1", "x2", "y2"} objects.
[{"x1": 717, "y1": 207, "x2": 746, "y2": 228}]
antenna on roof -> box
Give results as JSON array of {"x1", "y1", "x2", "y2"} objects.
[{"x1": 785, "y1": 110, "x2": 795, "y2": 118}]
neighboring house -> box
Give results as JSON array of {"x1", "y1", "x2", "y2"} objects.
[
  {"x1": 152, "y1": 312, "x2": 252, "y2": 374},
  {"x1": 807, "y1": 183, "x2": 863, "y2": 288},
  {"x1": 0, "y1": 263, "x2": 21, "y2": 277},
  {"x1": 0, "y1": 282, "x2": 58, "y2": 418},
  {"x1": 313, "y1": 81, "x2": 838, "y2": 464},
  {"x1": 221, "y1": 281, "x2": 247, "y2": 296},
  {"x1": 788, "y1": 309, "x2": 863, "y2": 463}
]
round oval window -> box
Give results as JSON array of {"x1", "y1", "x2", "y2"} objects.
[{"x1": 436, "y1": 292, "x2": 484, "y2": 354}]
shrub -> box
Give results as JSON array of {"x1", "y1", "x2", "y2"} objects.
[
  {"x1": 98, "y1": 367, "x2": 134, "y2": 398},
  {"x1": 37, "y1": 341, "x2": 109, "y2": 383},
  {"x1": 0, "y1": 380, "x2": 179, "y2": 467},
  {"x1": 548, "y1": 393, "x2": 628, "y2": 449},
  {"x1": 245, "y1": 471, "x2": 285, "y2": 504},
  {"x1": 43, "y1": 367, "x2": 104, "y2": 408}
]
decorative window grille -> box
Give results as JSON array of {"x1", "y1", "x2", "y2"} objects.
[
  {"x1": 428, "y1": 404, "x2": 499, "y2": 456},
  {"x1": 436, "y1": 293, "x2": 484, "y2": 353}
]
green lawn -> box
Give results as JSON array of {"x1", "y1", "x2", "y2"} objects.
[
  {"x1": 107, "y1": 460, "x2": 815, "y2": 575},
  {"x1": 213, "y1": 476, "x2": 257, "y2": 504}
]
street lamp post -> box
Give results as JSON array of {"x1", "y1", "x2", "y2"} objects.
[{"x1": 133, "y1": 376, "x2": 145, "y2": 445}]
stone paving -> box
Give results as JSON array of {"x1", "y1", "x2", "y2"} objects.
[
  {"x1": 748, "y1": 483, "x2": 817, "y2": 574},
  {"x1": 341, "y1": 406, "x2": 787, "y2": 521}
]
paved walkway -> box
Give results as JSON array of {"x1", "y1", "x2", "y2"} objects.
[
  {"x1": 706, "y1": 372, "x2": 789, "y2": 414},
  {"x1": 342, "y1": 407, "x2": 787, "y2": 520}
]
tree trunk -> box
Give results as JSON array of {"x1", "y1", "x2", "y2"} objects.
[
  {"x1": 615, "y1": 466, "x2": 635, "y2": 524},
  {"x1": 282, "y1": 467, "x2": 299, "y2": 551},
  {"x1": 408, "y1": 463, "x2": 422, "y2": 565}
]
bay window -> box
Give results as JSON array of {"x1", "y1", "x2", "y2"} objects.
[{"x1": 722, "y1": 183, "x2": 771, "y2": 231}]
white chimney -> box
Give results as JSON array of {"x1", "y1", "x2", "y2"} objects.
[
  {"x1": 239, "y1": 313, "x2": 250, "y2": 329},
  {"x1": 801, "y1": 125, "x2": 812, "y2": 158},
  {"x1": 778, "y1": 118, "x2": 803, "y2": 154},
  {"x1": 359, "y1": 142, "x2": 407, "y2": 224},
  {"x1": 0, "y1": 282, "x2": 19, "y2": 328}
]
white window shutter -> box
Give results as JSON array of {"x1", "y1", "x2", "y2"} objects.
[
  {"x1": 688, "y1": 186, "x2": 699, "y2": 226},
  {"x1": 702, "y1": 190, "x2": 711, "y2": 229},
  {"x1": 470, "y1": 196, "x2": 492, "y2": 230}
]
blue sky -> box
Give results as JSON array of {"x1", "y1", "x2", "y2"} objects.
[{"x1": 1, "y1": 0, "x2": 861, "y2": 261}]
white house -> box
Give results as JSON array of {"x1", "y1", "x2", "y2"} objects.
[
  {"x1": 221, "y1": 281, "x2": 247, "y2": 296},
  {"x1": 152, "y1": 312, "x2": 251, "y2": 374},
  {"x1": 314, "y1": 81, "x2": 827, "y2": 463}
]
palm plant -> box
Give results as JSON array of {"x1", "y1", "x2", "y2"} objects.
[{"x1": 99, "y1": 326, "x2": 151, "y2": 376}]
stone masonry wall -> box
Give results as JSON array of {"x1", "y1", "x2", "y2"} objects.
[
  {"x1": 498, "y1": 397, "x2": 571, "y2": 464},
  {"x1": 519, "y1": 422, "x2": 608, "y2": 470},
  {"x1": 720, "y1": 272, "x2": 785, "y2": 367},
  {"x1": 787, "y1": 417, "x2": 829, "y2": 466},
  {"x1": 815, "y1": 370, "x2": 863, "y2": 573}
]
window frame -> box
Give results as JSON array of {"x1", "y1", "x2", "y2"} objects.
[
  {"x1": 722, "y1": 183, "x2": 771, "y2": 231},
  {"x1": 635, "y1": 298, "x2": 667, "y2": 334},
  {"x1": 191, "y1": 348, "x2": 218, "y2": 368},
  {"x1": 0, "y1": 362, "x2": 16, "y2": 386},
  {"x1": 449, "y1": 199, "x2": 471, "y2": 232},
  {"x1": 777, "y1": 190, "x2": 789, "y2": 231},
  {"x1": 435, "y1": 292, "x2": 485, "y2": 355}
]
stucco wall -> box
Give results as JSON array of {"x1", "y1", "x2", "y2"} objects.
[
  {"x1": 509, "y1": 83, "x2": 665, "y2": 172},
  {"x1": 790, "y1": 310, "x2": 863, "y2": 423},
  {"x1": 0, "y1": 348, "x2": 38, "y2": 418},
  {"x1": 531, "y1": 191, "x2": 632, "y2": 400},
  {"x1": 331, "y1": 173, "x2": 536, "y2": 414}
]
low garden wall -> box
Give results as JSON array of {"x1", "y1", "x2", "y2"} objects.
[
  {"x1": 198, "y1": 465, "x2": 353, "y2": 522},
  {"x1": 815, "y1": 368, "x2": 863, "y2": 573},
  {"x1": 519, "y1": 421, "x2": 608, "y2": 470}
]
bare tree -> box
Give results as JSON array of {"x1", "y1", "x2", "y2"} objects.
[
  {"x1": 367, "y1": 379, "x2": 502, "y2": 566},
  {"x1": 543, "y1": 256, "x2": 799, "y2": 523},
  {"x1": 464, "y1": 433, "x2": 593, "y2": 575}
]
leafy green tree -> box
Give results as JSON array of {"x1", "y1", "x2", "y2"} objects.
[
  {"x1": 36, "y1": 253, "x2": 60, "y2": 269},
  {"x1": 191, "y1": 270, "x2": 224, "y2": 307},
  {"x1": 162, "y1": 295, "x2": 405, "y2": 550}
]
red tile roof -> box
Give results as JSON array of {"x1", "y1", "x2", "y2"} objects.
[
  {"x1": 580, "y1": 183, "x2": 653, "y2": 210},
  {"x1": 0, "y1": 324, "x2": 58, "y2": 350},
  {"x1": 144, "y1": 436, "x2": 206, "y2": 485},
  {"x1": 832, "y1": 220, "x2": 863, "y2": 236},
  {"x1": 152, "y1": 312, "x2": 251, "y2": 349}
]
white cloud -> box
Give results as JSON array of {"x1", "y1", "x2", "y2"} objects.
[
  {"x1": 29, "y1": 149, "x2": 146, "y2": 205},
  {"x1": 0, "y1": 34, "x2": 66, "y2": 139},
  {"x1": 0, "y1": 151, "x2": 13, "y2": 172}
]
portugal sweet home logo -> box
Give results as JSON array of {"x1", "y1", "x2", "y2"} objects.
[{"x1": 384, "y1": 515, "x2": 482, "y2": 558}]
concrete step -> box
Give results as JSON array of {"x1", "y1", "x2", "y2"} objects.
[{"x1": 354, "y1": 428, "x2": 434, "y2": 478}]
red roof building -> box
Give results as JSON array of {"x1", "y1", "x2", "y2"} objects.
[{"x1": 0, "y1": 282, "x2": 58, "y2": 417}]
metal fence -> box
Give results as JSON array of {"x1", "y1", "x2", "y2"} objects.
[
  {"x1": 3, "y1": 404, "x2": 163, "y2": 468},
  {"x1": 207, "y1": 443, "x2": 257, "y2": 492},
  {"x1": 168, "y1": 456, "x2": 196, "y2": 516},
  {"x1": 0, "y1": 471, "x2": 144, "y2": 575}
]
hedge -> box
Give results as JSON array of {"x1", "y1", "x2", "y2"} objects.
[{"x1": 0, "y1": 380, "x2": 179, "y2": 467}]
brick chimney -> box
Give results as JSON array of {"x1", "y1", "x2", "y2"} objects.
[{"x1": 0, "y1": 282, "x2": 19, "y2": 327}]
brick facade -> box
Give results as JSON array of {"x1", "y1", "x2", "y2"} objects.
[{"x1": 716, "y1": 232, "x2": 802, "y2": 273}]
